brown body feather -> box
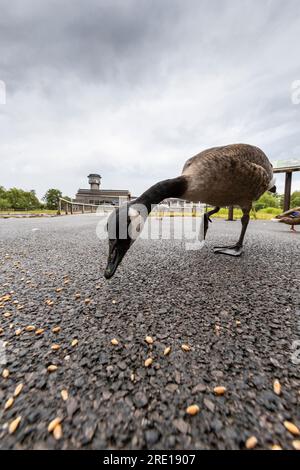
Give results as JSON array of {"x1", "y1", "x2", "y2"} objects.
[{"x1": 181, "y1": 143, "x2": 273, "y2": 208}]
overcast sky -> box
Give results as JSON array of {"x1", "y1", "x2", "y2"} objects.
[{"x1": 0, "y1": 0, "x2": 299, "y2": 199}]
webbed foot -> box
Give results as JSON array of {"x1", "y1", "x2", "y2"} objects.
[{"x1": 213, "y1": 245, "x2": 243, "y2": 256}]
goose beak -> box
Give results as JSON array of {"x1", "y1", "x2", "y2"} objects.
[
  {"x1": 104, "y1": 239, "x2": 132, "y2": 279},
  {"x1": 104, "y1": 246, "x2": 121, "y2": 279}
]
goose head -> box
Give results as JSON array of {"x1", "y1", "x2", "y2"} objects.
[{"x1": 104, "y1": 204, "x2": 145, "y2": 279}]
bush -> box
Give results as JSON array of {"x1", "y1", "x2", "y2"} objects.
[
  {"x1": 253, "y1": 192, "x2": 280, "y2": 210},
  {"x1": 291, "y1": 191, "x2": 300, "y2": 208},
  {"x1": 257, "y1": 207, "x2": 282, "y2": 215}
]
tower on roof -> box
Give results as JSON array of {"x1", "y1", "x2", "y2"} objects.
[{"x1": 88, "y1": 174, "x2": 101, "y2": 190}]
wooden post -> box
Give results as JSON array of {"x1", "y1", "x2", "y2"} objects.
[
  {"x1": 58, "y1": 199, "x2": 61, "y2": 215},
  {"x1": 228, "y1": 206, "x2": 234, "y2": 221},
  {"x1": 284, "y1": 172, "x2": 292, "y2": 212},
  {"x1": 82, "y1": 205, "x2": 84, "y2": 214},
  {"x1": 70, "y1": 202, "x2": 73, "y2": 215}
]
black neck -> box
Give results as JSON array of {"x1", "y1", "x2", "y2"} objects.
[{"x1": 134, "y1": 176, "x2": 187, "y2": 213}]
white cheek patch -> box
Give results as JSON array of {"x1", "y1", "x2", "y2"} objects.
[
  {"x1": 128, "y1": 211, "x2": 144, "y2": 239},
  {"x1": 128, "y1": 207, "x2": 139, "y2": 218}
]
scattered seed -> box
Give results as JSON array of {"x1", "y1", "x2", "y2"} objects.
[
  {"x1": 144, "y1": 358, "x2": 153, "y2": 367},
  {"x1": 186, "y1": 404, "x2": 200, "y2": 416},
  {"x1": 25, "y1": 325, "x2": 35, "y2": 332},
  {"x1": 292, "y1": 440, "x2": 300, "y2": 450},
  {"x1": 271, "y1": 444, "x2": 282, "y2": 450},
  {"x1": 214, "y1": 386, "x2": 227, "y2": 396},
  {"x1": 71, "y1": 339, "x2": 78, "y2": 347},
  {"x1": 47, "y1": 365, "x2": 58, "y2": 372},
  {"x1": 15, "y1": 329, "x2": 21, "y2": 336},
  {"x1": 14, "y1": 383, "x2": 23, "y2": 397},
  {"x1": 273, "y1": 379, "x2": 281, "y2": 395},
  {"x1": 0, "y1": 328, "x2": 3, "y2": 334},
  {"x1": 111, "y1": 338, "x2": 119, "y2": 345},
  {"x1": 84, "y1": 298, "x2": 91, "y2": 304},
  {"x1": 56, "y1": 288, "x2": 63, "y2": 293},
  {"x1": 245, "y1": 436, "x2": 258, "y2": 449},
  {"x1": 3, "y1": 312, "x2": 11, "y2": 318},
  {"x1": 35, "y1": 328, "x2": 45, "y2": 335},
  {"x1": 2, "y1": 368, "x2": 9, "y2": 378},
  {"x1": 2, "y1": 295, "x2": 11, "y2": 302},
  {"x1": 75, "y1": 293, "x2": 81, "y2": 299},
  {"x1": 145, "y1": 336, "x2": 154, "y2": 344},
  {"x1": 112, "y1": 300, "x2": 116, "y2": 304},
  {"x1": 283, "y1": 421, "x2": 300, "y2": 436},
  {"x1": 8, "y1": 416, "x2": 21, "y2": 434},
  {"x1": 61, "y1": 390, "x2": 68, "y2": 401},
  {"x1": 164, "y1": 347, "x2": 171, "y2": 356},
  {"x1": 48, "y1": 417, "x2": 62, "y2": 432},
  {"x1": 52, "y1": 326, "x2": 61, "y2": 333},
  {"x1": 181, "y1": 344, "x2": 191, "y2": 352},
  {"x1": 4, "y1": 397, "x2": 14, "y2": 410},
  {"x1": 51, "y1": 344, "x2": 60, "y2": 351},
  {"x1": 130, "y1": 373, "x2": 135, "y2": 381},
  {"x1": 53, "y1": 423, "x2": 62, "y2": 440},
  {"x1": 215, "y1": 324, "x2": 221, "y2": 335}
]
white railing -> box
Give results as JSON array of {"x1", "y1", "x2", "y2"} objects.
[{"x1": 58, "y1": 198, "x2": 118, "y2": 215}]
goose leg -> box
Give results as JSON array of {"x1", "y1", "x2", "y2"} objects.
[
  {"x1": 291, "y1": 225, "x2": 297, "y2": 232},
  {"x1": 203, "y1": 206, "x2": 220, "y2": 239},
  {"x1": 213, "y1": 207, "x2": 250, "y2": 256}
]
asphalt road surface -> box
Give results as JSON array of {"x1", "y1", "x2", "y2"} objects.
[{"x1": 0, "y1": 214, "x2": 299, "y2": 450}]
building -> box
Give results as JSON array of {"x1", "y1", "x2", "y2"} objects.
[{"x1": 74, "y1": 174, "x2": 131, "y2": 205}]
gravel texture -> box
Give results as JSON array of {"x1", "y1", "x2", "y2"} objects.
[{"x1": 0, "y1": 214, "x2": 299, "y2": 450}]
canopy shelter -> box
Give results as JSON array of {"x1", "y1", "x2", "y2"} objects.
[{"x1": 273, "y1": 165, "x2": 300, "y2": 212}]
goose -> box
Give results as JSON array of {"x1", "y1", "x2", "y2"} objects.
[
  {"x1": 104, "y1": 143, "x2": 275, "y2": 279},
  {"x1": 274, "y1": 207, "x2": 300, "y2": 232}
]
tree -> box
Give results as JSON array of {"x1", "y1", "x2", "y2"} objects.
[
  {"x1": 6, "y1": 188, "x2": 40, "y2": 210},
  {"x1": 291, "y1": 191, "x2": 300, "y2": 208},
  {"x1": 0, "y1": 198, "x2": 10, "y2": 210},
  {"x1": 43, "y1": 189, "x2": 63, "y2": 210},
  {"x1": 0, "y1": 186, "x2": 6, "y2": 198},
  {"x1": 253, "y1": 192, "x2": 281, "y2": 211}
]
